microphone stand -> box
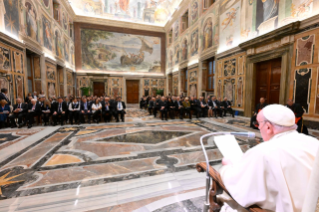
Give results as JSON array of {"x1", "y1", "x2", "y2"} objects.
[{"x1": 200, "y1": 132, "x2": 255, "y2": 212}]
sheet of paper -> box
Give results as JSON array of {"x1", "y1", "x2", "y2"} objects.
[{"x1": 214, "y1": 135, "x2": 243, "y2": 164}]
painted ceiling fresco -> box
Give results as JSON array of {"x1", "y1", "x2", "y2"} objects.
[{"x1": 70, "y1": 0, "x2": 183, "y2": 26}]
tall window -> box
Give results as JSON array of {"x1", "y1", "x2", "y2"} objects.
[
  {"x1": 181, "y1": 11, "x2": 189, "y2": 33},
  {"x1": 53, "y1": 1, "x2": 60, "y2": 21},
  {"x1": 207, "y1": 58, "x2": 215, "y2": 91}
]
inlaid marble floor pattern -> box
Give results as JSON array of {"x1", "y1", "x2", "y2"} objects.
[{"x1": 0, "y1": 117, "x2": 264, "y2": 212}]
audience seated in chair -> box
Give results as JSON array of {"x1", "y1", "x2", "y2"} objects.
[
  {"x1": 250, "y1": 97, "x2": 267, "y2": 129},
  {"x1": 24, "y1": 98, "x2": 41, "y2": 128},
  {"x1": 9, "y1": 98, "x2": 27, "y2": 128},
  {"x1": 0, "y1": 99, "x2": 10, "y2": 129},
  {"x1": 80, "y1": 97, "x2": 92, "y2": 124},
  {"x1": 91, "y1": 98, "x2": 102, "y2": 124},
  {"x1": 102, "y1": 97, "x2": 112, "y2": 123},
  {"x1": 69, "y1": 98, "x2": 80, "y2": 125},
  {"x1": 52, "y1": 97, "x2": 67, "y2": 126},
  {"x1": 115, "y1": 97, "x2": 126, "y2": 122},
  {"x1": 222, "y1": 97, "x2": 234, "y2": 117}
]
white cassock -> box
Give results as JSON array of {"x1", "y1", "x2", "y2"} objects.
[{"x1": 220, "y1": 130, "x2": 319, "y2": 212}]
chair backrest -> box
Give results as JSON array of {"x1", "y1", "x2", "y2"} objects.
[{"x1": 302, "y1": 147, "x2": 319, "y2": 212}]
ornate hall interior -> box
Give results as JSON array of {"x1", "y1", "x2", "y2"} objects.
[{"x1": 0, "y1": 0, "x2": 319, "y2": 211}]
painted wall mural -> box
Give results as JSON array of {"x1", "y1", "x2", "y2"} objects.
[
  {"x1": 70, "y1": 0, "x2": 182, "y2": 26},
  {"x1": 81, "y1": 29, "x2": 161, "y2": 73},
  {"x1": 42, "y1": 15, "x2": 53, "y2": 51},
  {"x1": 182, "y1": 38, "x2": 188, "y2": 61},
  {"x1": 64, "y1": 38, "x2": 69, "y2": 62},
  {"x1": 202, "y1": 17, "x2": 213, "y2": 51},
  {"x1": 3, "y1": 0, "x2": 20, "y2": 36},
  {"x1": 219, "y1": 1, "x2": 240, "y2": 51},
  {"x1": 190, "y1": 28, "x2": 198, "y2": 56},
  {"x1": 13, "y1": 51, "x2": 23, "y2": 74},
  {"x1": 174, "y1": 44, "x2": 180, "y2": 65},
  {"x1": 191, "y1": 0, "x2": 199, "y2": 25},
  {"x1": 173, "y1": 74, "x2": 178, "y2": 96},
  {"x1": 25, "y1": 1, "x2": 38, "y2": 41}
]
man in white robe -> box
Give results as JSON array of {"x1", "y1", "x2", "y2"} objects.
[{"x1": 220, "y1": 104, "x2": 319, "y2": 212}]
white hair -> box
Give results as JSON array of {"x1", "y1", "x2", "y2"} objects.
[
  {"x1": 31, "y1": 99, "x2": 37, "y2": 102},
  {"x1": 266, "y1": 119, "x2": 297, "y2": 133}
]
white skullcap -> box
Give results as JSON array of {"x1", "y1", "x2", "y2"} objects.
[{"x1": 263, "y1": 104, "x2": 295, "y2": 127}]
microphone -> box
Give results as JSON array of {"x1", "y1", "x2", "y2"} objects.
[{"x1": 227, "y1": 132, "x2": 255, "y2": 138}]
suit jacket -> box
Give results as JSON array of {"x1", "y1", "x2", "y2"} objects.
[
  {"x1": 13, "y1": 103, "x2": 28, "y2": 114},
  {"x1": 222, "y1": 100, "x2": 232, "y2": 108},
  {"x1": 159, "y1": 100, "x2": 167, "y2": 110},
  {"x1": 200, "y1": 100, "x2": 208, "y2": 108},
  {"x1": 102, "y1": 101, "x2": 111, "y2": 112},
  {"x1": 194, "y1": 99, "x2": 201, "y2": 108},
  {"x1": 148, "y1": 100, "x2": 155, "y2": 108},
  {"x1": 80, "y1": 102, "x2": 92, "y2": 111},
  {"x1": 212, "y1": 100, "x2": 220, "y2": 109},
  {"x1": 109, "y1": 100, "x2": 116, "y2": 111},
  {"x1": 254, "y1": 103, "x2": 267, "y2": 114},
  {"x1": 52, "y1": 102, "x2": 68, "y2": 113},
  {"x1": 28, "y1": 103, "x2": 41, "y2": 114},
  {"x1": 0, "y1": 104, "x2": 10, "y2": 121},
  {"x1": 115, "y1": 101, "x2": 126, "y2": 111},
  {"x1": 0, "y1": 93, "x2": 11, "y2": 105},
  {"x1": 168, "y1": 101, "x2": 176, "y2": 110}
]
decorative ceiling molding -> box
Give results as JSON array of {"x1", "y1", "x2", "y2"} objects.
[
  {"x1": 74, "y1": 15, "x2": 165, "y2": 33},
  {"x1": 164, "y1": 0, "x2": 190, "y2": 32}
]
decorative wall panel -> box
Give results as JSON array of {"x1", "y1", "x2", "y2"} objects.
[
  {"x1": 0, "y1": 44, "x2": 11, "y2": 72},
  {"x1": 14, "y1": 75, "x2": 24, "y2": 100},
  {"x1": 46, "y1": 62, "x2": 57, "y2": 98},
  {"x1": 188, "y1": 68, "x2": 198, "y2": 97},
  {"x1": 13, "y1": 51, "x2": 23, "y2": 74},
  {"x1": 294, "y1": 68, "x2": 312, "y2": 113},
  {"x1": 173, "y1": 74, "x2": 178, "y2": 96},
  {"x1": 224, "y1": 59, "x2": 236, "y2": 77},
  {"x1": 224, "y1": 78, "x2": 235, "y2": 104},
  {"x1": 296, "y1": 35, "x2": 315, "y2": 66},
  {"x1": 316, "y1": 68, "x2": 319, "y2": 114},
  {"x1": 237, "y1": 77, "x2": 243, "y2": 107}
]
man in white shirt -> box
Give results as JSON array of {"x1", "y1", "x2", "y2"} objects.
[{"x1": 220, "y1": 104, "x2": 319, "y2": 211}]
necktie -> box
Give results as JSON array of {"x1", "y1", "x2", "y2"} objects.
[
  {"x1": 19, "y1": 104, "x2": 21, "y2": 109},
  {"x1": 85, "y1": 103, "x2": 87, "y2": 110},
  {"x1": 118, "y1": 102, "x2": 122, "y2": 110},
  {"x1": 59, "y1": 103, "x2": 62, "y2": 112},
  {"x1": 32, "y1": 105, "x2": 35, "y2": 110},
  {"x1": 106, "y1": 105, "x2": 109, "y2": 111}
]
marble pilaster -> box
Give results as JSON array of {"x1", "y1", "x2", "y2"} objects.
[
  {"x1": 63, "y1": 67, "x2": 67, "y2": 96},
  {"x1": 40, "y1": 54, "x2": 47, "y2": 94}
]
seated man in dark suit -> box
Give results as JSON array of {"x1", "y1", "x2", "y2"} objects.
[
  {"x1": 9, "y1": 98, "x2": 27, "y2": 128},
  {"x1": 212, "y1": 96, "x2": 222, "y2": 118},
  {"x1": 24, "y1": 99, "x2": 41, "y2": 128},
  {"x1": 176, "y1": 96, "x2": 184, "y2": 120},
  {"x1": 159, "y1": 96, "x2": 168, "y2": 121},
  {"x1": 115, "y1": 97, "x2": 126, "y2": 122},
  {"x1": 80, "y1": 97, "x2": 92, "y2": 124},
  {"x1": 148, "y1": 97, "x2": 155, "y2": 116},
  {"x1": 250, "y1": 97, "x2": 267, "y2": 129},
  {"x1": 102, "y1": 97, "x2": 111, "y2": 123},
  {"x1": 222, "y1": 97, "x2": 234, "y2": 117},
  {"x1": 52, "y1": 97, "x2": 67, "y2": 126},
  {"x1": 154, "y1": 95, "x2": 161, "y2": 118}
]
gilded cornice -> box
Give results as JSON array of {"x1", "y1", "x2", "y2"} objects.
[{"x1": 74, "y1": 16, "x2": 165, "y2": 33}]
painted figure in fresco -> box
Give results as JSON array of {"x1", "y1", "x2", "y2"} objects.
[
  {"x1": 182, "y1": 39, "x2": 188, "y2": 61},
  {"x1": 261, "y1": 0, "x2": 279, "y2": 22},
  {"x1": 291, "y1": 0, "x2": 313, "y2": 18},
  {"x1": 43, "y1": 20, "x2": 52, "y2": 50},
  {"x1": 62, "y1": 12, "x2": 68, "y2": 30},
  {"x1": 203, "y1": 18, "x2": 213, "y2": 50},
  {"x1": 175, "y1": 45, "x2": 180, "y2": 64},
  {"x1": 191, "y1": 1, "x2": 198, "y2": 21},
  {"x1": 84, "y1": 2, "x2": 94, "y2": 13},
  {"x1": 169, "y1": 51, "x2": 173, "y2": 67},
  {"x1": 26, "y1": 3, "x2": 37, "y2": 40},
  {"x1": 221, "y1": 7, "x2": 239, "y2": 30},
  {"x1": 191, "y1": 30, "x2": 198, "y2": 56},
  {"x1": 64, "y1": 40, "x2": 69, "y2": 62}
]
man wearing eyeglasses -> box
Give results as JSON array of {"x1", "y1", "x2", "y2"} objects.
[{"x1": 220, "y1": 104, "x2": 319, "y2": 211}]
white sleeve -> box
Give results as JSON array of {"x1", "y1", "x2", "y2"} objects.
[
  {"x1": 220, "y1": 146, "x2": 273, "y2": 208},
  {"x1": 91, "y1": 104, "x2": 97, "y2": 111}
]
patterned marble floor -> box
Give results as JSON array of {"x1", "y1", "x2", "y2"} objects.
[{"x1": 0, "y1": 114, "x2": 312, "y2": 212}]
